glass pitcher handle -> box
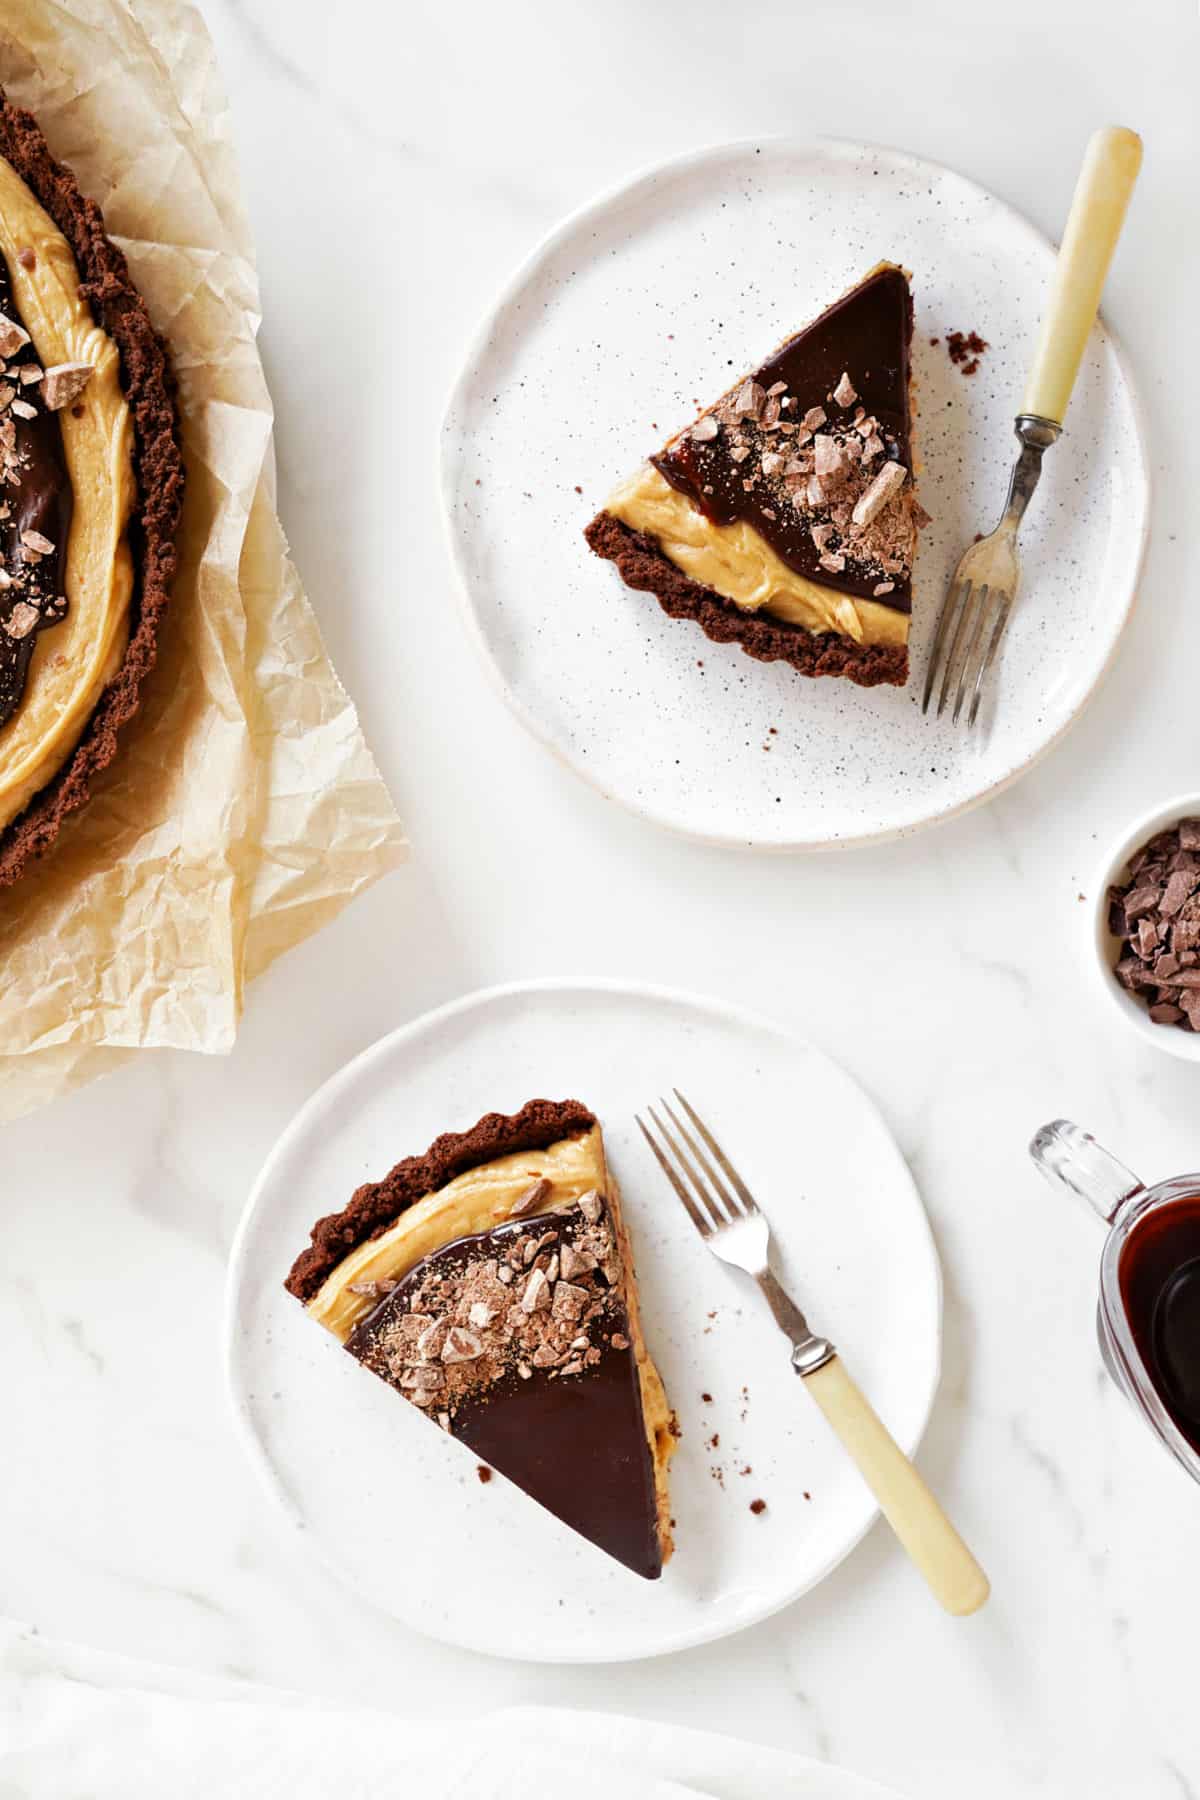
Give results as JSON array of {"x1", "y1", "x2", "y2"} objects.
[{"x1": 1029, "y1": 1119, "x2": 1144, "y2": 1225}]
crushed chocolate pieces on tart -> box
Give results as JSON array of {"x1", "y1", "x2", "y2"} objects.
[
  {"x1": 4, "y1": 599, "x2": 43, "y2": 639},
  {"x1": 851, "y1": 459, "x2": 908, "y2": 528},
  {"x1": 508, "y1": 1176, "x2": 551, "y2": 1217},
  {"x1": 559, "y1": 1241, "x2": 595, "y2": 1279},
  {"x1": 40, "y1": 361, "x2": 93, "y2": 411},
  {"x1": 0, "y1": 260, "x2": 73, "y2": 731},
  {"x1": 346, "y1": 1199, "x2": 623, "y2": 1423},
  {"x1": 441, "y1": 1325, "x2": 484, "y2": 1364},
  {"x1": 520, "y1": 1265, "x2": 552, "y2": 1312},
  {"x1": 347, "y1": 1277, "x2": 397, "y2": 1299},
  {"x1": 0, "y1": 312, "x2": 28, "y2": 356}
]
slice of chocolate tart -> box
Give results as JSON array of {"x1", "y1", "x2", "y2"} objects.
[
  {"x1": 586, "y1": 263, "x2": 925, "y2": 688},
  {"x1": 284, "y1": 1099, "x2": 676, "y2": 1580}
]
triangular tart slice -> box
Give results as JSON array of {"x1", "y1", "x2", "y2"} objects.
[
  {"x1": 284, "y1": 1099, "x2": 676, "y2": 1580},
  {"x1": 585, "y1": 263, "x2": 924, "y2": 688}
]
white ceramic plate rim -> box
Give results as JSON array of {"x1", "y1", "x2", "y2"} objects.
[
  {"x1": 224, "y1": 977, "x2": 942, "y2": 1662},
  {"x1": 439, "y1": 133, "x2": 1151, "y2": 853},
  {"x1": 1090, "y1": 790, "x2": 1200, "y2": 1062}
]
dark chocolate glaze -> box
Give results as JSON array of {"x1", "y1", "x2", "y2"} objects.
[
  {"x1": 1119, "y1": 1194, "x2": 1200, "y2": 1454},
  {"x1": 0, "y1": 248, "x2": 71, "y2": 728},
  {"x1": 653, "y1": 266, "x2": 913, "y2": 612},
  {"x1": 345, "y1": 1205, "x2": 663, "y2": 1580}
]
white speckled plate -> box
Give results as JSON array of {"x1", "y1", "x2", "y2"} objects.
[
  {"x1": 225, "y1": 980, "x2": 941, "y2": 1663},
  {"x1": 441, "y1": 138, "x2": 1149, "y2": 849}
]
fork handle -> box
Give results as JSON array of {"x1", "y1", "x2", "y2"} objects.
[
  {"x1": 803, "y1": 1355, "x2": 990, "y2": 1617},
  {"x1": 1021, "y1": 125, "x2": 1141, "y2": 425}
]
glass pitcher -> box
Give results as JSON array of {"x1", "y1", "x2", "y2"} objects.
[{"x1": 1030, "y1": 1119, "x2": 1200, "y2": 1487}]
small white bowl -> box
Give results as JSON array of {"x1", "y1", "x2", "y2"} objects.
[{"x1": 1092, "y1": 792, "x2": 1200, "y2": 1062}]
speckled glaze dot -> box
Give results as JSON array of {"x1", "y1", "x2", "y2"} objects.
[{"x1": 442, "y1": 139, "x2": 1148, "y2": 851}]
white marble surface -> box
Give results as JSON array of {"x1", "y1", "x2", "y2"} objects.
[{"x1": 3, "y1": 1, "x2": 1199, "y2": 1794}]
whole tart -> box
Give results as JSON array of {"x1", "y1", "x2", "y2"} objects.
[
  {"x1": 586, "y1": 265, "x2": 924, "y2": 689},
  {"x1": 0, "y1": 88, "x2": 182, "y2": 887},
  {"x1": 285, "y1": 1099, "x2": 677, "y2": 1580}
]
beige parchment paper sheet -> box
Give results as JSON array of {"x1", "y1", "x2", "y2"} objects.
[{"x1": 0, "y1": 0, "x2": 407, "y2": 1120}]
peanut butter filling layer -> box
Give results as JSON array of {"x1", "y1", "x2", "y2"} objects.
[
  {"x1": 0, "y1": 153, "x2": 135, "y2": 832},
  {"x1": 309, "y1": 1127, "x2": 612, "y2": 1341},
  {"x1": 605, "y1": 464, "x2": 909, "y2": 649}
]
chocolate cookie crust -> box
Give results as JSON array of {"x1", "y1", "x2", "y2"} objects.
[
  {"x1": 584, "y1": 511, "x2": 909, "y2": 688},
  {"x1": 284, "y1": 1098, "x2": 598, "y2": 1303},
  {"x1": 0, "y1": 88, "x2": 184, "y2": 887}
]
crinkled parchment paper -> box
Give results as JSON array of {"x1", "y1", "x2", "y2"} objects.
[{"x1": 0, "y1": 0, "x2": 406, "y2": 1119}]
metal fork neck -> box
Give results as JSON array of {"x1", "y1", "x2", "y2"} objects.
[
  {"x1": 792, "y1": 1335, "x2": 837, "y2": 1377},
  {"x1": 756, "y1": 1268, "x2": 836, "y2": 1375},
  {"x1": 1000, "y1": 414, "x2": 1062, "y2": 535}
]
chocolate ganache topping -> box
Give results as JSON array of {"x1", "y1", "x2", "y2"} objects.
[
  {"x1": 344, "y1": 1194, "x2": 663, "y2": 1579},
  {"x1": 652, "y1": 266, "x2": 917, "y2": 612},
  {"x1": 0, "y1": 249, "x2": 72, "y2": 729}
]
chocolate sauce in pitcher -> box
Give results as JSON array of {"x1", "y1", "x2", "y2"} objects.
[{"x1": 1119, "y1": 1194, "x2": 1200, "y2": 1452}]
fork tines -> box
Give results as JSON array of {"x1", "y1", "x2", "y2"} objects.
[
  {"x1": 921, "y1": 575, "x2": 1010, "y2": 728},
  {"x1": 635, "y1": 1090, "x2": 760, "y2": 1238}
]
